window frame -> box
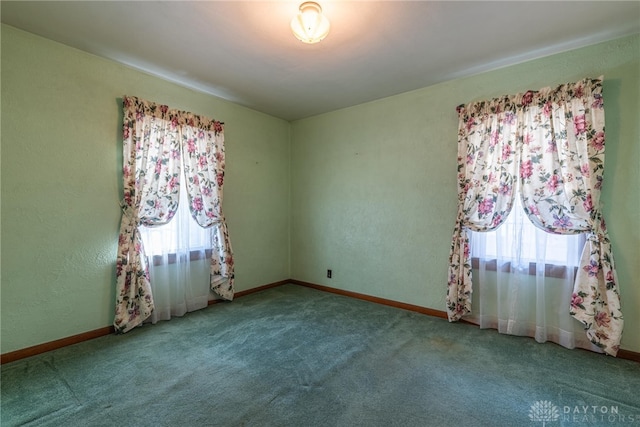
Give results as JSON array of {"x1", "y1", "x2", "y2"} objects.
[{"x1": 470, "y1": 192, "x2": 585, "y2": 279}]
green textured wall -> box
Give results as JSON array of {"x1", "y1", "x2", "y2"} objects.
[
  {"x1": 1, "y1": 25, "x2": 291, "y2": 353},
  {"x1": 290, "y1": 35, "x2": 640, "y2": 352}
]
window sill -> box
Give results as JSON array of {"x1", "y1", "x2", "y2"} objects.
[
  {"x1": 148, "y1": 249, "x2": 212, "y2": 266},
  {"x1": 471, "y1": 257, "x2": 578, "y2": 279}
]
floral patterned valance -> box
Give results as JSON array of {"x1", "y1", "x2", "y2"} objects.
[{"x1": 123, "y1": 95, "x2": 224, "y2": 134}]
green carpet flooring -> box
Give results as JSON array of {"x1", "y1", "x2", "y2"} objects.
[{"x1": 2, "y1": 284, "x2": 639, "y2": 426}]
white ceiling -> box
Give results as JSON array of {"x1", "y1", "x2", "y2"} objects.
[{"x1": 2, "y1": 1, "x2": 639, "y2": 121}]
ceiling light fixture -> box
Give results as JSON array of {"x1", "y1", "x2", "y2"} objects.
[{"x1": 290, "y1": 2, "x2": 331, "y2": 44}]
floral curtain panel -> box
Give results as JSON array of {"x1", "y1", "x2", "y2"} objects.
[
  {"x1": 446, "y1": 77, "x2": 623, "y2": 356},
  {"x1": 181, "y1": 125, "x2": 234, "y2": 299},
  {"x1": 115, "y1": 96, "x2": 234, "y2": 333}
]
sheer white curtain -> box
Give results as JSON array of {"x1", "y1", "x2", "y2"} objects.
[
  {"x1": 139, "y1": 172, "x2": 212, "y2": 324},
  {"x1": 467, "y1": 194, "x2": 601, "y2": 352}
]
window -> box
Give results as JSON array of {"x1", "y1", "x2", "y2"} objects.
[
  {"x1": 116, "y1": 95, "x2": 233, "y2": 333},
  {"x1": 471, "y1": 193, "x2": 586, "y2": 275},
  {"x1": 139, "y1": 171, "x2": 212, "y2": 262},
  {"x1": 138, "y1": 170, "x2": 214, "y2": 324},
  {"x1": 447, "y1": 77, "x2": 622, "y2": 355}
]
